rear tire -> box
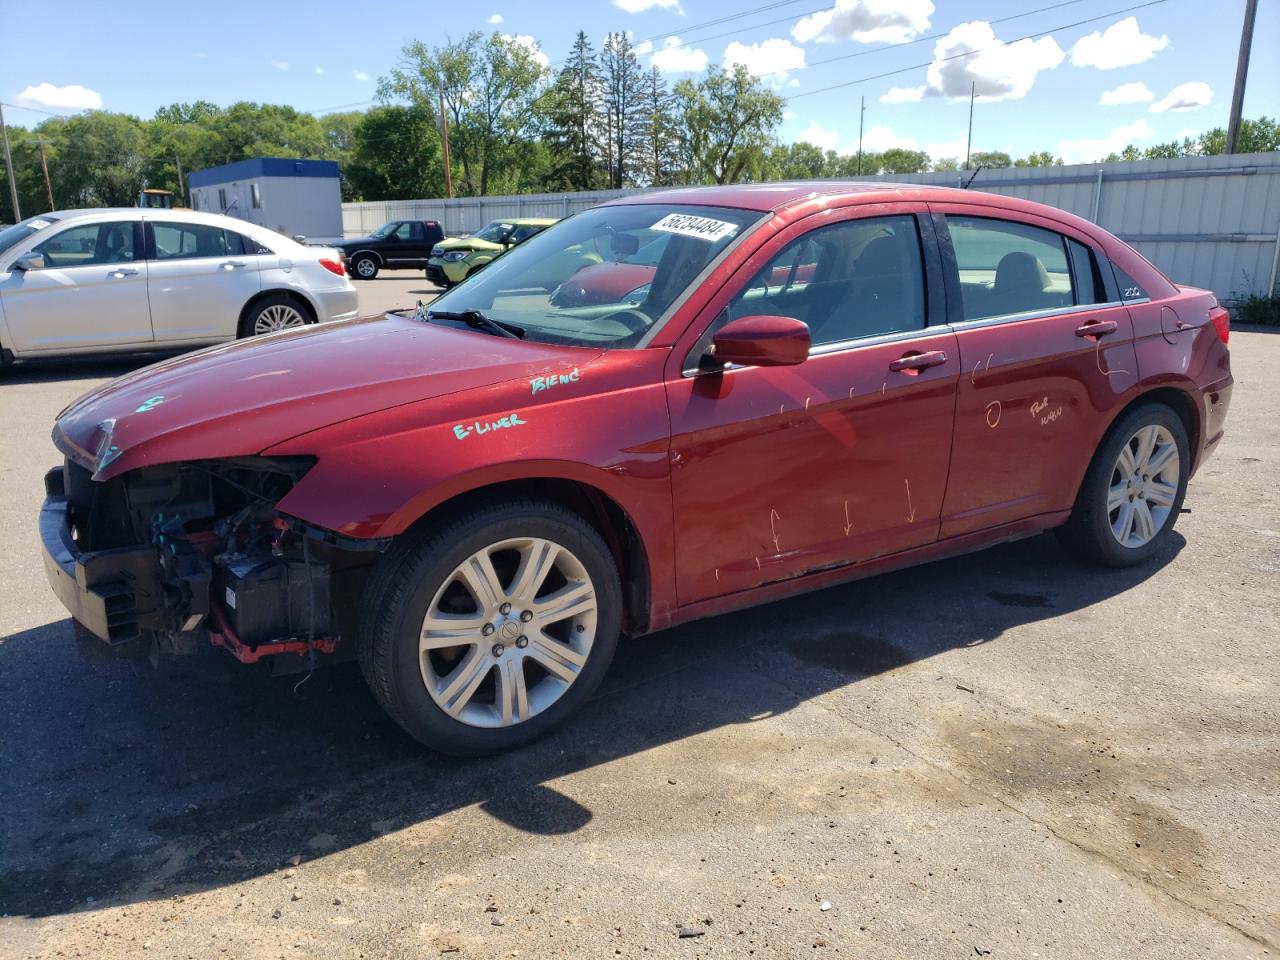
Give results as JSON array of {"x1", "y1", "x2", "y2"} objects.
[
  {"x1": 351, "y1": 255, "x2": 379, "y2": 280},
  {"x1": 359, "y1": 498, "x2": 622, "y2": 755},
  {"x1": 1056, "y1": 402, "x2": 1189, "y2": 567},
  {"x1": 238, "y1": 293, "x2": 314, "y2": 338}
]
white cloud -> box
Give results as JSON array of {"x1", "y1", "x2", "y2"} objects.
[
  {"x1": 505, "y1": 34, "x2": 551, "y2": 68},
  {"x1": 487, "y1": 13, "x2": 503, "y2": 24},
  {"x1": 1099, "y1": 81, "x2": 1153, "y2": 106},
  {"x1": 633, "y1": 39, "x2": 654, "y2": 55},
  {"x1": 12, "y1": 82, "x2": 103, "y2": 111},
  {"x1": 650, "y1": 37, "x2": 708, "y2": 73},
  {"x1": 881, "y1": 85, "x2": 925, "y2": 104},
  {"x1": 194, "y1": 51, "x2": 209, "y2": 60},
  {"x1": 314, "y1": 66, "x2": 325, "y2": 76},
  {"x1": 723, "y1": 38, "x2": 806, "y2": 83},
  {"x1": 1175, "y1": 127, "x2": 1201, "y2": 140},
  {"x1": 352, "y1": 70, "x2": 370, "y2": 82},
  {"x1": 1150, "y1": 81, "x2": 1212, "y2": 113},
  {"x1": 860, "y1": 124, "x2": 919, "y2": 152},
  {"x1": 923, "y1": 21, "x2": 1064, "y2": 101},
  {"x1": 613, "y1": 0, "x2": 682, "y2": 12},
  {"x1": 797, "y1": 122, "x2": 841, "y2": 151},
  {"x1": 793, "y1": 0, "x2": 933, "y2": 44},
  {"x1": 1056, "y1": 118, "x2": 1155, "y2": 162},
  {"x1": 924, "y1": 134, "x2": 969, "y2": 161},
  {"x1": 271, "y1": 60, "x2": 290, "y2": 71},
  {"x1": 783, "y1": 110, "x2": 798, "y2": 120},
  {"x1": 1070, "y1": 17, "x2": 1168, "y2": 69}
]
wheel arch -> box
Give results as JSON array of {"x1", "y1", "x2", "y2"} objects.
[
  {"x1": 402, "y1": 477, "x2": 653, "y2": 636},
  {"x1": 347, "y1": 248, "x2": 384, "y2": 266},
  {"x1": 238, "y1": 288, "x2": 318, "y2": 335},
  {"x1": 1068, "y1": 383, "x2": 1202, "y2": 507}
]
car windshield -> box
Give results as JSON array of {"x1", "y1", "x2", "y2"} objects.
[
  {"x1": 427, "y1": 204, "x2": 763, "y2": 348},
  {"x1": 370, "y1": 222, "x2": 398, "y2": 238},
  {"x1": 0, "y1": 214, "x2": 61, "y2": 259},
  {"x1": 474, "y1": 222, "x2": 514, "y2": 244}
]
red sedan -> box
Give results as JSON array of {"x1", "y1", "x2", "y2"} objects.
[{"x1": 40, "y1": 183, "x2": 1233, "y2": 755}]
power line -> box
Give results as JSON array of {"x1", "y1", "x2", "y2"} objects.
[{"x1": 785, "y1": 0, "x2": 1170, "y2": 102}]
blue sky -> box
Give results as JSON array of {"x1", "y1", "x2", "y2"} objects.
[{"x1": 2, "y1": 0, "x2": 1277, "y2": 163}]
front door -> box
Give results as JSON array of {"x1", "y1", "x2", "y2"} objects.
[
  {"x1": 145, "y1": 220, "x2": 264, "y2": 342},
  {"x1": 0, "y1": 220, "x2": 152, "y2": 352},
  {"x1": 931, "y1": 206, "x2": 1141, "y2": 537},
  {"x1": 665, "y1": 206, "x2": 959, "y2": 605},
  {"x1": 385, "y1": 221, "x2": 429, "y2": 266}
]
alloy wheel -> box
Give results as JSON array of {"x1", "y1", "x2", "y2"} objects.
[
  {"x1": 419, "y1": 537, "x2": 598, "y2": 728},
  {"x1": 1107, "y1": 424, "x2": 1180, "y2": 548},
  {"x1": 356, "y1": 258, "x2": 376, "y2": 278},
  {"x1": 253, "y1": 303, "x2": 307, "y2": 335}
]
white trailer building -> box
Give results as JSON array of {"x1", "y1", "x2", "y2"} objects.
[{"x1": 188, "y1": 158, "x2": 342, "y2": 242}]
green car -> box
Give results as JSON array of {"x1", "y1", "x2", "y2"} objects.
[{"x1": 425, "y1": 218, "x2": 557, "y2": 287}]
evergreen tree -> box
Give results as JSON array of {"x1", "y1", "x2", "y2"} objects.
[
  {"x1": 634, "y1": 66, "x2": 679, "y2": 187},
  {"x1": 600, "y1": 32, "x2": 645, "y2": 189},
  {"x1": 545, "y1": 31, "x2": 605, "y2": 191}
]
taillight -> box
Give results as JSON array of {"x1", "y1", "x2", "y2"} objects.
[
  {"x1": 1209, "y1": 305, "x2": 1230, "y2": 345},
  {"x1": 318, "y1": 258, "x2": 345, "y2": 277}
]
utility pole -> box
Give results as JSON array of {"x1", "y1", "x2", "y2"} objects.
[
  {"x1": 175, "y1": 155, "x2": 185, "y2": 206},
  {"x1": 1225, "y1": 0, "x2": 1259, "y2": 154},
  {"x1": 438, "y1": 83, "x2": 454, "y2": 199},
  {"x1": 35, "y1": 139, "x2": 54, "y2": 210},
  {"x1": 965, "y1": 80, "x2": 976, "y2": 169},
  {"x1": 0, "y1": 102, "x2": 21, "y2": 222},
  {"x1": 856, "y1": 96, "x2": 866, "y2": 176}
]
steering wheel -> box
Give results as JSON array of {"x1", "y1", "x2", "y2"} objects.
[{"x1": 598, "y1": 308, "x2": 651, "y2": 335}]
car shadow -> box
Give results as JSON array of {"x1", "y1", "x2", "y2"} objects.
[
  {"x1": 0, "y1": 530, "x2": 1183, "y2": 917},
  {"x1": 0, "y1": 353, "x2": 181, "y2": 385}
]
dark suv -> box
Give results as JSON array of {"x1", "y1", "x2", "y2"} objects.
[{"x1": 334, "y1": 220, "x2": 446, "y2": 280}]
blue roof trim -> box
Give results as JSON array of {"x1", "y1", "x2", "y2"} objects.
[{"x1": 188, "y1": 157, "x2": 340, "y2": 188}]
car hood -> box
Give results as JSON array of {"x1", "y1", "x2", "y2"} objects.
[
  {"x1": 53, "y1": 314, "x2": 604, "y2": 480},
  {"x1": 434, "y1": 236, "x2": 501, "y2": 254}
]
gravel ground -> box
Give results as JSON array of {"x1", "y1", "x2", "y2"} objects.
[{"x1": 1, "y1": 316, "x2": 1276, "y2": 960}]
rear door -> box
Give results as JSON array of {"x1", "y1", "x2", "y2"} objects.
[
  {"x1": 145, "y1": 220, "x2": 264, "y2": 343},
  {"x1": 929, "y1": 204, "x2": 1140, "y2": 537},
  {"x1": 665, "y1": 204, "x2": 959, "y2": 604},
  {"x1": 0, "y1": 219, "x2": 152, "y2": 352}
]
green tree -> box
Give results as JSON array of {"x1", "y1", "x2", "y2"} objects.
[
  {"x1": 634, "y1": 66, "x2": 680, "y2": 187},
  {"x1": 772, "y1": 141, "x2": 827, "y2": 180},
  {"x1": 673, "y1": 64, "x2": 785, "y2": 185},
  {"x1": 1014, "y1": 150, "x2": 1062, "y2": 167},
  {"x1": 875, "y1": 148, "x2": 929, "y2": 174},
  {"x1": 1198, "y1": 117, "x2": 1279, "y2": 155},
  {"x1": 600, "y1": 32, "x2": 645, "y2": 188},
  {"x1": 968, "y1": 150, "x2": 1012, "y2": 169},
  {"x1": 345, "y1": 105, "x2": 443, "y2": 201},
  {"x1": 931, "y1": 156, "x2": 962, "y2": 172},
  {"x1": 381, "y1": 31, "x2": 549, "y2": 196},
  {"x1": 44, "y1": 112, "x2": 150, "y2": 207},
  {"x1": 544, "y1": 31, "x2": 606, "y2": 191}
]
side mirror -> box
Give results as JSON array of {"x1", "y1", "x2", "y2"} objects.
[
  {"x1": 13, "y1": 252, "x2": 46, "y2": 272},
  {"x1": 711, "y1": 315, "x2": 810, "y2": 368}
]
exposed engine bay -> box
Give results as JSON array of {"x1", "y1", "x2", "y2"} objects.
[{"x1": 46, "y1": 456, "x2": 381, "y2": 672}]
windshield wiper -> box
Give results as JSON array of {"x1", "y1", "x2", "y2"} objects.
[{"x1": 427, "y1": 308, "x2": 525, "y2": 340}]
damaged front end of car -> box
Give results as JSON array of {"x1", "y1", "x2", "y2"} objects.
[{"x1": 40, "y1": 455, "x2": 383, "y2": 672}]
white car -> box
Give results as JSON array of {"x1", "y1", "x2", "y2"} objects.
[{"x1": 0, "y1": 209, "x2": 358, "y2": 363}]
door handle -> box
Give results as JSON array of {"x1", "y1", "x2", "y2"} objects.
[
  {"x1": 106, "y1": 268, "x2": 138, "y2": 278},
  {"x1": 219, "y1": 260, "x2": 246, "y2": 270},
  {"x1": 889, "y1": 350, "x2": 948, "y2": 373},
  {"x1": 1075, "y1": 319, "x2": 1118, "y2": 338}
]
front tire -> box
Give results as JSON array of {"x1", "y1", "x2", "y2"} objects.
[
  {"x1": 359, "y1": 499, "x2": 622, "y2": 755},
  {"x1": 1057, "y1": 402, "x2": 1189, "y2": 567}
]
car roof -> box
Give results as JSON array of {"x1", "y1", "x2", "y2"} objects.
[
  {"x1": 604, "y1": 181, "x2": 1108, "y2": 240},
  {"x1": 26, "y1": 207, "x2": 301, "y2": 244}
]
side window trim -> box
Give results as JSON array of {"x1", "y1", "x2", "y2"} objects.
[{"x1": 681, "y1": 210, "x2": 933, "y2": 374}]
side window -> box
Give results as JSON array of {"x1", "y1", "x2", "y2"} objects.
[
  {"x1": 151, "y1": 222, "x2": 234, "y2": 261},
  {"x1": 391, "y1": 222, "x2": 413, "y2": 240},
  {"x1": 726, "y1": 215, "x2": 926, "y2": 348},
  {"x1": 947, "y1": 216, "x2": 1073, "y2": 321},
  {"x1": 224, "y1": 230, "x2": 247, "y2": 256},
  {"x1": 511, "y1": 225, "x2": 542, "y2": 243},
  {"x1": 218, "y1": 189, "x2": 227, "y2": 211},
  {"x1": 250, "y1": 183, "x2": 262, "y2": 209},
  {"x1": 409, "y1": 222, "x2": 426, "y2": 241},
  {"x1": 34, "y1": 222, "x2": 137, "y2": 267},
  {"x1": 1068, "y1": 239, "x2": 1104, "y2": 305},
  {"x1": 1112, "y1": 264, "x2": 1150, "y2": 302}
]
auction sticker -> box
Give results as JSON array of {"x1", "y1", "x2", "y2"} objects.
[{"x1": 650, "y1": 213, "x2": 738, "y2": 243}]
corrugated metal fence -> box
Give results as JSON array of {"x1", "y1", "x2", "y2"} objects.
[{"x1": 342, "y1": 151, "x2": 1280, "y2": 302}]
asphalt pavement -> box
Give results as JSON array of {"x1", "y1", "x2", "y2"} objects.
[{"x1": 1, "y1": 300, "x2": 1276, "y2": 959}]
